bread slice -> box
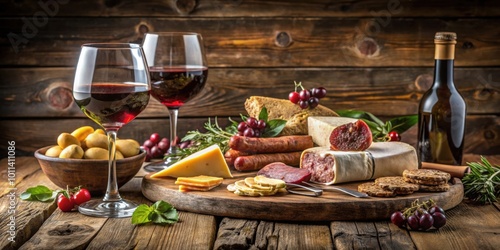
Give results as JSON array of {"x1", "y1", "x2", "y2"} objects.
[{"x1": 244, "y1": 96, "x2": 338, "y2": 136}]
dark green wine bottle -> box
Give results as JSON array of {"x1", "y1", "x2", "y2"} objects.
[{"x1": 417, "y1": 32, "x2": 467, "y2": 166}]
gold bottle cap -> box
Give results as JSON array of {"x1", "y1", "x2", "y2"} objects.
[{"x1": 434, "y1": 32, "x2": 457, "y2": 41}]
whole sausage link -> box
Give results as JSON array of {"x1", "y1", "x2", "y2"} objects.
[
  {"x1": 233, "y1": 151, "x2": 302, "y2": 171},
  {"x1": 229, "y1": 135, "x2": 313, "y2": 154}
]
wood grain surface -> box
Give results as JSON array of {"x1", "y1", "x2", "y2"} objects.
[{"x1": 141, "y1": 171, "x2": 464, "y2": 222}]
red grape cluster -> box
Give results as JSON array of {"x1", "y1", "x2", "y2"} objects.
[
  {"x1": 391, "y1": 199, "x2": 447, "y2": 231},
  {"x1": 142, "y1": 133, "x2": 170, "y2": 161},
  {"x1": 288, "y1": 82, "x2": 327, "y2": 109},
  {"x1": 237, "y1": 117, "x2": 266, "y2": 137}
]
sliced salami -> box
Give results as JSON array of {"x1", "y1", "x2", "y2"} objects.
[
  {"x1": 257, "y1": 162, "x2": 311, "y2": 184},
  {"x1": 329, "y1": 119, "x2": 372, "y2": 151}
]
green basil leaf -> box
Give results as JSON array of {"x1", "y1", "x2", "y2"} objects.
[
  {"x1": 20, "y1": 185, "x2": 55, "y2": 202},
  {"x1": 131, "y1": 204, "x2": 154, "y2": 225},
  {"x1": 152, "y1": 200, "x2": 174, "y2": 213},
  {"x1": 336, "y1": 110, "x2": 385, "y2": 126},
  {"x1": 262, "y1": 119, "x2": 287, "y2": 138},
  {"x1": 388, "y1": 115, "x2": 418, "y2": 133},
  {"x1": 258, "y1": 107, "x2": 268, "y2": 122},
  {"x1": 152, "y1": 209, "x2": 179, "y2": 225}
]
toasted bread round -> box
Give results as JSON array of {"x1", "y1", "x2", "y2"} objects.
[
  {"x1": 403, "y1": 169, "x2": 451, "y2": 183},
  {"x1": 358, "y1": 182, "x2": 396, "y2": 197},
  {"x1": 419, "y1": 183, "x2": 450, "y2": 192},
  {"x1": 375, "y1": 176, "x2": 419, "y2": 195}
]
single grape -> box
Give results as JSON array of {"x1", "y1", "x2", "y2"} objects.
[
  {"x1": 390, "y1": 211, "x2": 406, "y2": 228},
  {"x1": 308, "y1": 97, "x2": 319, "y2": 108},
  {"x1": 419, "y1": 213, "x2": 434, "y2": 230},
  {"x1": 432, "y1": 212, "x2": 447, "y2": 229},
  {"x1": 150, "y1": 133, "x2": 161, "y2": 144},
  {"x1": 428, "y1": 206, "x2": 445, "y2": 215},
  {"x1": 289, "y1": 92, "x2": 300, "y2": 104},
  {"x1": 298, "y1": 100, "x2": 309, "y2": 109},
  {"x1": 237, "y1": 121, "x2": 248, "y2": 132},
  {"x1": 243, "y1": 127, "x2": 255, "y2": 137},
  {"x1": 143, "y1": 139, "x2": 155, "y2": 149},
  {"x1": 299, "y1": 89, "x2": 311, "y2": 101},
  {"x1": 257, "y1": 120, "x2": 266, "y2": 130},
  {"x1": 312, "y1": 87, "x2": 327, "y2": 98},
  {"x1": 150, "y1": 145, "x2": 162, "y2": 158},
  {"x1": 414, "y1": 208, "x2": 428, "y2": 218},
  {"x1": 157, "y1": 140, "x2": 169, "y2": 152},
  {"x1": 407, "y1": 215, "x2": 420, "y2": 230},
  {"x1": 388, "y1": 131, "x2": 401, "y2": 142},
  {"x1": 160, "y1": 137, "x2": 168, "y2": 143},
  {"x1": 246, "y1": 117, "x2": 258, "y2": 128}
]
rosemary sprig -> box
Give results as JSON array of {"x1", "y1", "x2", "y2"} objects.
[
  {"x1": 462, "y1": 156, "x2": 500, "y2": 205},
  {"x1": 170, "y1": 118, "x2": 237, "y2": 159}
]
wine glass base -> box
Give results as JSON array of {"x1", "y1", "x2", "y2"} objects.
[
  {"x1": 78, "y1": 199, "x2": 137, "y2": 218},
  {"x1": 143, "y1": 157, "x2": 180, "y2": 172}
]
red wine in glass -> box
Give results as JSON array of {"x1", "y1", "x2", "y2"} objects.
[
  {"x1": 74, "y1": 83, "x2": 150, "y2": 129},
  {"x1": 149, "y1": 66, "x2": 208, "y2": 108}
]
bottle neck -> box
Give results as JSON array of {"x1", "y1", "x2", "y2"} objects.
[{"x1": 433, "y1": 59, "x2": 455, "y2": 88}]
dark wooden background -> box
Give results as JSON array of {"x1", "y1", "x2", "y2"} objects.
[{"x1": 0, "y1": 0, "x2": 499, "y2": 163}]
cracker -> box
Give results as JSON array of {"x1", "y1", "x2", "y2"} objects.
[
  {"x1": 358, "y1": 182, "x2": 396, "y2": 197},
  {"x1": 375, "y1": 176, "x2": 420, "y2": 194},
  {"x1": 403, "y1": 169, "x2": 451, "y2": 183},
  {"x1": 419, "y1": 183, "x2": 450, "y2": 192},
  {"x1": 403, "y1": 177, "x2": 448, "y2": 186}
]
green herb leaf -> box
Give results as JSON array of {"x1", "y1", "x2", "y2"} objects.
[
  {"x1": 463, "y1": 156, "x2": 500, "y2": 205},
  {"x1": 258, "y1": 107, "x2": 268, "y2": 122},
  {"x1": 132, "y1": 200, "x2": 179, "y2": 225},
  {"x1": 20, "y1": 185, "x2": 57, "y2": 202},
  {"x1": 131, "y1": 204, "x2": 154, "y2": 225},
  {"x1": 387, "y1": 115, "x2": 418, "y2": 134},
  {"x1": 261, "y1": 119, "x2": 287, "y2": 138}
]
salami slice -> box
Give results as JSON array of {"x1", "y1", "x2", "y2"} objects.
[
  {"x1": 329, "y1": 119, "x2": 372, "y2": 151},
  {"x1": 257, "y1": 162, "x2": 311, "y2": 184}
]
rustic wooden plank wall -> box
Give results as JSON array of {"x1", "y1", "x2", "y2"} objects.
[{"x1": 0, "y1": 0, "x2": 499, "y2": 161}]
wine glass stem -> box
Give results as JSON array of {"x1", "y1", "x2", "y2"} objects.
[
  {"x1": 103, "y1": 129, "x2": 122, "y2": 202},
  {"x1": 167, "y1": 108, "x2": 179, "y2": 155}
]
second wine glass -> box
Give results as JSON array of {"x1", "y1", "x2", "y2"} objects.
[{"x1": 142, "y1": 32, "x2": 208, "y2": 172}]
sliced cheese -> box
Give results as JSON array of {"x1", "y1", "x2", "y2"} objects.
[
  {"x1": 175, "y1": 175, "x2": 224, "y2": 187},
  {"x1": 179, "y1": 184, "x2": 220, "y2": 192},
  {"x1": 307, "y1": 116, "x2": 357, "y2": 147},
  {"x1": 300, "y1": 142, "x2": 418, "y2": 184},
  {"x1": 150, "y1": 144, "x2": 233, "y2": 178}
]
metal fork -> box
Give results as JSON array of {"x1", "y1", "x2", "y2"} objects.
[{"x1": 302, "y1": 182, "x2": 369, "y2": 198}]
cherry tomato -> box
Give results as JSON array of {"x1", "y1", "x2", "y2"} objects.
[
  {"x1": 388, "y1": 131, "x2": 401, "y2": 141},
  {"x1": 71, "y1": 188, "x2": 91, "y2": 205},
  {"x1": 57, "y1": 193, "x2": 75, "y2": 212}
]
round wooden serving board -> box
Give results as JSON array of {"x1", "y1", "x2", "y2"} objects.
[{"x1": 141, "y1": 171, "x2": 464, "y2": 222}]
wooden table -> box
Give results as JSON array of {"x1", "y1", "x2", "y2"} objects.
[{"x1": 1, "y1": 157, "x2": 499, "y2": 250}]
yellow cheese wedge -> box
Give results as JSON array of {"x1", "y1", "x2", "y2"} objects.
[
  {"x1": 150, "y1": 144, "x2": 233, "y2": 178},
  {"x1": 175, "y1": 175, "x2": 224, "y2": 187}
]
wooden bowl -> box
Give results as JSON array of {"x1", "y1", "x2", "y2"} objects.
[{"x1": 35, "y1": 146, "x2": 146, "y2": 195}]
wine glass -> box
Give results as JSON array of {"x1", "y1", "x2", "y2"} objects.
[
  {"x1": 73, "y1": 43, "x2": 150, "y2": 217},
  {"x1": 142, "y1": 32, "x2": 208, "y2": 172}
]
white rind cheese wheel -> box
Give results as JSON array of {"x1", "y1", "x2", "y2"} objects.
[
  {"x1": 300, "y1": 142, "x2": 418, "y2": 184},
  {"x1": 150, "y1": 144, "x2": 233, "y2": 178},
  {"x1": 307, "y1": 116, "x2": 357, "y2": 147}
]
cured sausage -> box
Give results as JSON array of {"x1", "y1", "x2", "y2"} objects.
[
  {"x1": 224, "y1": 149, "x2": 249, "y2": 166},
  {"x1": 329, "y1": 120, "x2": 372, "y2": 151},
  {"x1": 233, "y1": 152, "x2": 302, "y2": 171},
  {"x1": 229, "y1": 135, "x2": 313, "y2": 154},
  {"x1": 257, "y1": 162, "x2": 311, "y2": 184}
]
